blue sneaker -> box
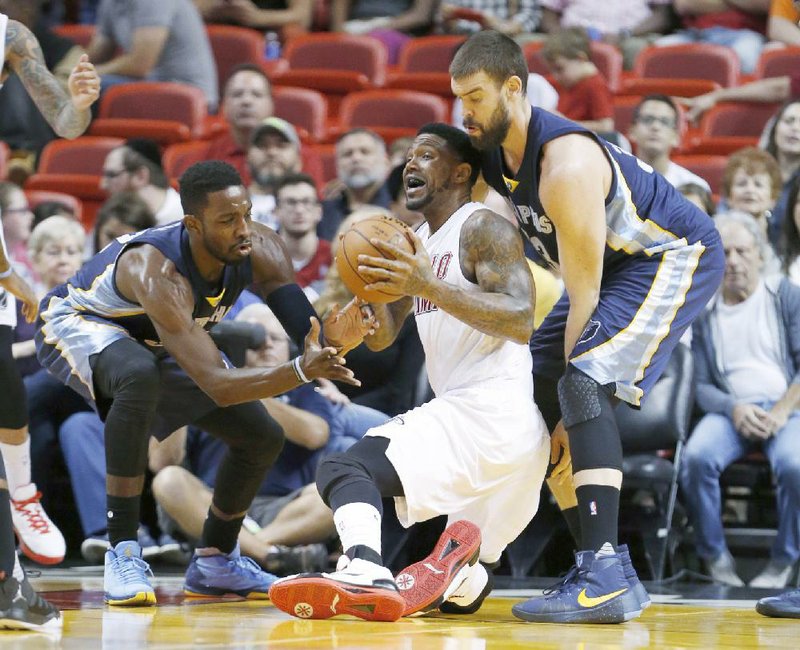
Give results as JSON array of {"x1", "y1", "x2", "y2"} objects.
[
  {"x1": 617, "y1": 544, "x2": 650, "y2": 610},
  {"x1": 756, "y1": 588, "x2": 800, "y2": 619},
  {"x1": 512, "y1": 546, "x2": 643, "y2": 624},
  {"x1": 183, "y1": 544, "x2": 277, "y2": 599},
  {"x1": 104, "y1": 541, "x2": 156, "y2": 606}
]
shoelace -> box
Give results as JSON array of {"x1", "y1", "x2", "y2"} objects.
[
  {"x1": 542, "y1": 564, "x2": 583, "y2": 596},
  {"x1": 13, "y1": 493, "x2": 51, "y2": 533},
  {"x1": 111, "y1": 554, "x2": 153, "y2": 585}
]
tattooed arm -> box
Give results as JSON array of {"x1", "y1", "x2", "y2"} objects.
[
  {"x1": 359, "y1": 208, "x2": 536, "y2": 344},
  {"x1": 4, "y1": 20, "x2": 99, "y2": 138}
]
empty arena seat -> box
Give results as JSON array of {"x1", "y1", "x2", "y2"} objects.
[
  {"x1": 700, "y1": 102, "x2": 781, "y2": 138},
  {"x1": 755, "y1": 47, "x2": 800, "y2": 80},
  {"x1": 272, "y1": 86, "x2": 328, "y2": 143},
  {"x1": 25, "y1": 190, "x2": 84, "y2": 223},
  {"x1": 24, "y1": 175, "x2": 106, "y2": 230},
  {"x1": 37, "y1": 137, "x2": 123, "y2": 175},
  {"x1": 52, "y1": 23, "x2": 96, "y2": 48},
  {"x1": 617, "y1": 78, "x2": 721, "y2": 98},
  {"x1": 634, "y1": 44, "x2": 740, "y2": 88},
  {"x1": 671, "y1": 154, "x2": 727, "y2": 195}
]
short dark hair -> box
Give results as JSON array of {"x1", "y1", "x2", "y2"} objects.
[
  {"x1": 336, "y1": 128, "x2": 387, "y2": 152},
  {"x1": 93, "y1": 191, "x2": 156, "y2": 252},
  {"x1": 275, "y1": 172, "x2": 319, "y2": 201},
  {"x1": 417, "y1": 122, "x2": 482, "y2": 186},
  {"x1": 120, "y1": 140, "x2": 168, "y2": 189},
  {"x1": 766, "y1": 98, "x2": 800, "y2": 159},
  {"x1": 632, "y1": 94, "x2": 679, "y2": 125},
  {"x1": 450, "y1": 30, "x2": 528, "y2": 93},
  {"x1": 179, "y1": 161, "x2": 243, "y2": 217},
  {"x1": 223, "y1": 63, "x2": 272, "y2": 96}
]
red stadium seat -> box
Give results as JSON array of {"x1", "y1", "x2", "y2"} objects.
[
  {"x1": 25, "y1": 190, "x2": 84, "y2": 223},
  {"x1": 336, "y1": 90, "x2": 449, "y2": 145},
  {"x1": 617, "y1": 78, "x2": 721, "y2": 98},
  {"x1": 682, "y1": 136, "x2": 759, "y2": 156},
  {"x1": 612, "y1": 96, "x2": 641, "y2": 135},
  {"x1": 24, "y1": 175, "x2": 106, "y2": 230},
  {"x1": 671, "y1": 154, "x2": 727, "y2": 195},
  {"x1": 207, "y1": 25, "x2": 266, "y2": 95},
  {"x1": 523, "y1": 41, "x2": 623, "y2": 92},
  {"x1": 755, "y1": 47, "x2": 800, "y2": 80},
  {"x1": 163, "y1": 141, "x2": 213, "y2": 183},
  {"x1": 52, "y1": 23, "x2": 96, "y2": 48},
  {"x1": 699, "y1": 102, "x2": 781, "y2": 138},
  {"x1": 37, "y1": 137, "x2": 123, "y2": 175},
  {"x1": 634, "y1": 44, "x2": 740, "y2": 88},
  {"x1": 308, "y1": 143, "x2": 337, "y2": 187},
  {"x1": 272, "y1": 86, "x2": 328, "y2": 143},
  {"x1": 89, "y1": 82, "x2": 209, "y2": 144},
  {"x1": 397, "y1": 35, "x2": 466, "y2": 73}
]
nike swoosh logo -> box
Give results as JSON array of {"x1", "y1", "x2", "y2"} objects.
[
  {"x1": 577, "y1": 587, "x2": 627, "y2": 608},
  {"x1": 423, "y1": 562, "x2": 444, "y2": 575},
  {"x1": 330, "y1": 593, "x2": 339, "y2": 614}
]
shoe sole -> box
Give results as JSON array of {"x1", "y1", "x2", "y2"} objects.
[
  {"x1": 0, "y1": 615, "x2": 63, "y2": 632},
  {"x1": 395, "y1": 520, "x2": 481, "y2": 617},
  {"x1": 17, "y1": 539, "x2": 64, "y2": 566},
  {"x1": 104, "y1": 591, "x2": 157, "y2": 606},
  {"x1": 183, "y1": 586, "x2": 269, "y2": 600},
  {"x1": 511, "y1": 590, "x2": 643, "y2": 624},
  {"x1": 756, "y1": 602, "x2": 800, "y2": 619},
  {"x1": 268, "y1": 576, "x2": 405, "y2": 622}
]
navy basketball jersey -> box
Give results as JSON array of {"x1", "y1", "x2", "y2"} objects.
[
  {"x1": 41, "y1": 221, "x2": 253, "y2": 347},
  {"x1": 481, "y1": 108, "x2": 718, "y2": 271}
]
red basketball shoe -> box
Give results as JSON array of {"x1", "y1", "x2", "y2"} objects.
[{"x1": 395, "y1": 520, "x2": 481, "y2": 617}]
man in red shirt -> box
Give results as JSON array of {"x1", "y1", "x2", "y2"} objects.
[{"x1": 206, "y1": 63, "x2": 275, "y2": 185}]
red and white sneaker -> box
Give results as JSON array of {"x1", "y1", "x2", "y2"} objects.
[
  {"x1": 395, "y1": 520, "x2": 481, "y2": 617},
  {"x1": 11, "y1": 484, "x2": 66, "y2": 565},
  {"x1": 268, "y1": 557, "x2": 405, "y2": 622}
]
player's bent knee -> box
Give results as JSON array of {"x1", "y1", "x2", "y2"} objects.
[
  {"x1": 557, "y1": 366, "x2": 612, "y2": 429},
  {"x1": 116, "y1": 355, "x2": 161, "y2": 403},
  {"x1": 151, "y1": 465, "x2": 190, "y2": 501}
]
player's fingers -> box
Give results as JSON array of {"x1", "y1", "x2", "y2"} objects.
[{"x1": 369, "y1": 237, "x2": 412, "y2": 259}]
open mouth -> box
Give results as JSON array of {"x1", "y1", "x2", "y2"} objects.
[{"x1": 405, "y1": 176, "x2": 426, "y2": 196}]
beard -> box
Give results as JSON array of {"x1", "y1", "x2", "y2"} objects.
[
  {"x1": 344, "y1": 171, "x2": 381, "y2": 190},
  {"x1": 465, "y1": 100, "x2": 512, "y2": 151},
  {"x1": 204, "y1": 233, "x2": 248, "y2": 266}
]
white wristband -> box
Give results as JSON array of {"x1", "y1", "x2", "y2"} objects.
[{"x1": 292, "y1": 356, "x2": 311, "y2": 383}]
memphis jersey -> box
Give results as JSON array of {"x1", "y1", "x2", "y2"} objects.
[
  {"x1": 414, "y1": 202, "x2": 533, "y2": 396},
  {"x1": 39, "y1": 221, "x2": 253, "y2": 348},
  {"x1": 481, "y1": 108, "x2": 718, "y2": 271}
]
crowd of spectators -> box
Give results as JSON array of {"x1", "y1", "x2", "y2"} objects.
[{"x1": 3, "y1": 0, "x2": 800, "y2": 587}]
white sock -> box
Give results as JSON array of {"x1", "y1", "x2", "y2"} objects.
[
  {"x1": 596, "y1": 542, "x2": 616, "y2": 557},
  {"x1": 0, "y1": 438, "x2": 32, "y2": 496},
  {"x1": 12, "y1": 554, "x2": 24, "y2": 582},
  {"x1": 333, "y1": 502, "x2": 382, "y2": 559}
]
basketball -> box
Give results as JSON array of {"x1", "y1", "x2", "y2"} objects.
[{"x1": 335, "y1": 214, "x2": 415, "y2": 303}]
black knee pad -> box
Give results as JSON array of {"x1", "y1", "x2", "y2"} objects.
[
  {"x1": 316, "y1": 452, "x2": 371, "y2": 507},
  {"x1": 557, "y1": 367, "x2": 611, "y2": 429},
  {"x1": 0, "y1": 327, "x2": 26, "y2": 429}
]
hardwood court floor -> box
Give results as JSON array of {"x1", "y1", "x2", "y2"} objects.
[{"x1": 2, "y1": 575, "x2": 795, "y2": 649}]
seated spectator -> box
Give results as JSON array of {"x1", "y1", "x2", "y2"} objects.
[
  {"x1": 13, "y1": 216, "x2": 85, "y2": 372},
  {"x1": 331, "y1": 0, "x2": 437, "y2": 64},
  {"x1": 0, "y1": 0, "x2": 86, "y2": 158},
  {"x1": 86, "y1": 0, "x2": 219, "y2": 109},
  {"x1": 151, "y1": 303, "x2": 383, "y2": 574},
  {"x1": 657, "y1": 0, "x2": 768, "y2": 74},
  {"x1": 628, "y1": 94, "x2": 712, "y2": 192},
  {"x1": 768, "y1": 0, "x2": 800, "y2": 46},
  {"x1": 539, "y1": 0, "x2": 674, "y2": 69},
  {"x1": 91, "y1": 191, "x2": 157, "y2": 256},
  {"x1": 683, "y1": 212, "x2": 800, "y2": 589},
  {"x1": 764, "y1": 100, "x2": 800, "y2": 237},
  {"x1": 721, "y1": 147, "x2": 782, "y2": 247},
  {"x1": 247, "y1": 117, "x2": 304, "y2": 230},
  {"x1": 0, "y1": 182, "x2": 34, "y2": 278},
  {"x1": 542, "y1": 28, "x2": 614, "y2": 134},
  {"x1": 680, "y1": 75, "x2": 800, "y2": 124},
  {"x1": 679, "y1": 182, "x2": 716, "y2": 216},
  {"x1": 437, "y1": 1, "x2": 541, "y2": 36},
  {"x1": 319, "y1": 129, "x2": 392, "y2": 241},
  {"x1": 100, "y1": 139, "x2": 183, "y2": 226},
  {"x1": 193, "y1": 0, "x2": 314, "y2": 34},
  {"x1": 779, "y1": 174, "x2": 800, "y2": 283},
  {"x1": 207, "y1": 64, "x2": 275, "y2": 186},
  {"x1": 274, "y1": 174, "x2": 330, "y2": 300},
  {"x1": 315, "y1": 210, "x2": 426, "y2": 416}
]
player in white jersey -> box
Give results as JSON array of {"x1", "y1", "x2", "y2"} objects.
[
  {"x1": 1, "y1": 12, "x2": 99, "y2": 633},
  {"x1": 269, "y1": 123, "x2": 550, "y2": 622}
]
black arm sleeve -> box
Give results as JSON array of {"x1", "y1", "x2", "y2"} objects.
[{"x1": 265, "y1": 283, "x2": 317, "y2": 349}]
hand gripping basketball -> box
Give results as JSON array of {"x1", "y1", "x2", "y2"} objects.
[
  {"x1": 322, "y1": 297, "x2": 378, "y2": 355},
  {"x1": 299, "y1": 318, "x2": 361, "y2": 386}
]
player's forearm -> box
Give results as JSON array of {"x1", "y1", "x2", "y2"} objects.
[
  {"x1": 96, "y1": 54, "x2": 152, "y2": 79},
  {"x1": 200, "y1": 362, "x2": 308, "y2": 407},
  {"x1": 424, "y1": 279, "x2": 534, "y2": 344},
  {"x1": 0, "y1": 269, "x2": 38, "y2": 305}
]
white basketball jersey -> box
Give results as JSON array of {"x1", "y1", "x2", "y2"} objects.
[
  {"x1": 0, "y1": 12, "x2": 18, "y2": 328},
  {"x1": 414, "y1": 202, "x2": 533, "y2": 396}
]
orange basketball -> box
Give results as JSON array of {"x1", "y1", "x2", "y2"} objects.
[{"x1": 335, "y1": 214, "x2": 415, "y2": 303}]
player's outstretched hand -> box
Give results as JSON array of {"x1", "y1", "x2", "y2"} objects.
[
  {"x1": 68, "y1": 54, "x2": 101, "y2": 111},
  {"x1": 359, "y1": 228, "x2": 433, "y2": 299},
  {"x1": 300, "y1": 317, "x2": 361, "y2": 386},
  {"x1": 323, "y1": 297, "x2": 378, "y2": 355}
]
